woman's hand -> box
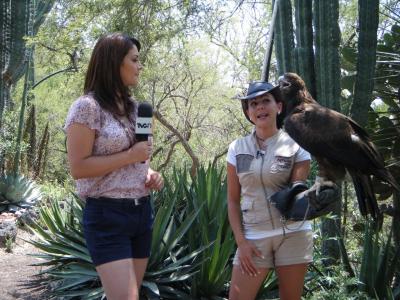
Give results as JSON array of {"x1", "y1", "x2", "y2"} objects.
[
  {"x1": 237, "y1": 240, "x2": 263, "y2": 277},
  {"x1": 127, "y1": 140, "x2": 152, "y2": 163},
  {"x1": 145, "y1": 168, "x2": 164, "y2": 191}
]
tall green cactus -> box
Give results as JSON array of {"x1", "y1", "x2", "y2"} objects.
[
  {"x1": 0, "y1": 0, "x2": 54, "y2": 129},
  {"x1": 1, "y1": 0, "x2": 30, "y2": 118},
  {"x1": 13, "y1": 50, "x2": 33, "y2": 176},
  {"x1": 314, "y1": 0, "x2": 341, "y2": 110},
  {"x1": 274, "y1": 0, "x2": 295, "y2": 75},
  {"x1": 293, "y1": 0, "x2": 315, "y2": 98},
  {"x1": 34, "y1": 122, "x2": 49, "y2": 179},
  {"x1": 350, "y1": 0, "x2": 379, "y2": 127},
  {"x1": 314, "y1": 0, "x2": 342, "y2": 267},
  {"x1": 22, "y1": 104, "x2": 36, "y2": 172}
]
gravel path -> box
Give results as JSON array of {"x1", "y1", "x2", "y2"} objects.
[{"x1": 0, "y1": 228, "x2": 51, "y2": 300}]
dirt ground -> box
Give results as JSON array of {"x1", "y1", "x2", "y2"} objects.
[{"x1": 0, "y1": 228, "x2": 51, "y2": 300}]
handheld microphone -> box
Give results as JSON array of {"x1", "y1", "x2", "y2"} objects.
[
  {"x1": 135, "y1": 102, "x2": 153, "y2": 163},
  {"x1": 135, "y1": 102, "x2": 153, "y2": 142}
]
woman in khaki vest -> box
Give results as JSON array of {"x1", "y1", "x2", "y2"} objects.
[{"x1": 227, "y1": 81, "x2": 312, "y2": 300}]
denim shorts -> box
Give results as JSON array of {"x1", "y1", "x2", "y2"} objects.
[{"x1": 83, "y1": 196, "x2": 154, "y2": 266}]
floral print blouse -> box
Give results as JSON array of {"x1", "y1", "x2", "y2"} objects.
[{"x1": 64, "y1": 94, "x2": 149, "y2": 199}]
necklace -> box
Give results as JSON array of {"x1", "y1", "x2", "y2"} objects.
[
  {"x1": 256, "y1": 136, "x2": 268, "y2": 151},
  {"x1": 256, "y1": 135, "x2": 265, "y2": 142}
]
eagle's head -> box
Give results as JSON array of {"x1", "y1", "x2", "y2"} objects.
[
  {"x1": 278, "y1": 72, "x2": 314, "y2": 114},
  {"x1": 278, "y1": 72, "x2": 306, "y2": 98}
]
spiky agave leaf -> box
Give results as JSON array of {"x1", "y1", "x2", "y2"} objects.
[
  {"x1": 143, "y1": 171, "x2": 209, "y2": 299},
  {"x1": 27, "y1": 197, "x2": 101, "y2": 300},
  {"x1": 185, "y1": 164, "x2": 235, "y2": 298},
  {"x1": 0, "y1": 173, "x2": 41, "y2": 212}
]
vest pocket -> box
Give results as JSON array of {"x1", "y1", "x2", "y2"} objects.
[
  {"x1": 236, "y1": 154, "x2": 254, "y2": 173},
  {"x1": 241, "y1": 199, "x2": 256, "y2": 224}
]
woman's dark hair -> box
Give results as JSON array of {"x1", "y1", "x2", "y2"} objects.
[
  {"x1": 241, "y1": 88, "x2": 285, "y2": 128},
  {"x1": 84, "y1": 32, "x2": 141, "y2": 116}
]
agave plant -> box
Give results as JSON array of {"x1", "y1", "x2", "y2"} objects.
[
  {"x1": 0, "y1": 172, "x2": 41, "y2": 212},
  {"x1": 184, "y1": 164, "x2": 236, "y2": 299},
  {"x1": 142, "y1": 170, "x2": 210, "y2": 299},
  {"x1": 28, "y1": 195, "x2": 103, "y2": 300},
  {"x1": 29, "y1": 169, "x2": 211, "y2": 300}
]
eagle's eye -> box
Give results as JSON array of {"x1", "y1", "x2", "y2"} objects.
[{"x1": 279, "y1": 79, "x2": 291, "y2": 89}]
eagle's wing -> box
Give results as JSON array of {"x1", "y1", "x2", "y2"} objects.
[
  {"x1": 284, "y1": 103, "x2": 383, "y2": 220},
  {"x1": 285, "y1": 103, "x2": 400, "y2": 191},
  {"x1": 284, "y1": 103, "x2": 382, "y2": 172}
]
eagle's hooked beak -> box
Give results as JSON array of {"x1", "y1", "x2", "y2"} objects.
[{"x1": 278, "y1": 75, "x2": 291, "y2": 89}]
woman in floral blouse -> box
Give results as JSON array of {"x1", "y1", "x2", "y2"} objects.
[{"x1": 65, "y1": 32, "x2": 163, "y2": 300}]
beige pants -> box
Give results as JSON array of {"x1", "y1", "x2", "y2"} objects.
[{"x1": 233, "y1": 230, "x2": 313, "y2": 268}]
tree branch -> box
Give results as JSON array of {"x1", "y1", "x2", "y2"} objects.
[{"x1": 153, "y1": 110, "x2": 199, "y2": 176}]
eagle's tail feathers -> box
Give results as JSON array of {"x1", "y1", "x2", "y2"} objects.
[
  {"x1": 349, "y1": 172, "x2": 381, "y2": 222},
  {"x1": 350, "y1": 173, "x2": 367, "y2": 216}
]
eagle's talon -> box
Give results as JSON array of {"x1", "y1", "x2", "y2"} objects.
[{"x1": 309, "y1": 176, "x2": 335, "y2": 196}]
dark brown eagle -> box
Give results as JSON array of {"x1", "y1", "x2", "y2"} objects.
[{"x1": 278, "y1": 72, "x2": 400, "y2": 221}]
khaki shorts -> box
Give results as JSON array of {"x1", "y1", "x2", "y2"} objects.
[{"x1": 233, "y1": 230, "x2": 313, "y2": 268}]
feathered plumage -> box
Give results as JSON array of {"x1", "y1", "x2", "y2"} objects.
[{"x1": 278, "y1": 72, "x2": 400, "y2": 221}]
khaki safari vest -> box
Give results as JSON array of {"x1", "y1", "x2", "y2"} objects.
[{"x1": 235, "y1": 130, "x2": 301, "y2": 235}]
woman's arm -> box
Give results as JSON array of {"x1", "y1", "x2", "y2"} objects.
[
  {"x1": 227, "y1": 163, "x2": 245, "y2": 246},
  {"x1": 290, "y1": 160, "x2": 310, "y2": 182},
  {"x1": 66, "y1": 123, "x2": 150, "y2": 179}
]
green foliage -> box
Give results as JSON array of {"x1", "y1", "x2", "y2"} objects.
[
  {"x1": 185, "y1": 165, "x2": 235, "y2": 298},
  {"x1": 0, "y1": 109, "x2": 21, "y2": 169},
  {"x1": 305, "y1": 218, "x2": 400, "y2": 299},
  {"x1": 28, "y1": 195, "x2": 102, "y2": 300},
  {"x1": 29, "y1": 165, "x2": 237, "y2": 299},
  {"x1": 5, "y1": 234, "x2": 14, "y2": 253},
  {"x1": 358, "y1": 221, "x2": 400, "y2": 299},
  {"x1": 0, "y1": 173, "x2": 41, "y2": 213},
  {"x1": 341, "y1": 21, "x2": 400, "y2": 199},
  {"x1": 143, "y1": 171, "x2": 208, "y2": 299}
]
